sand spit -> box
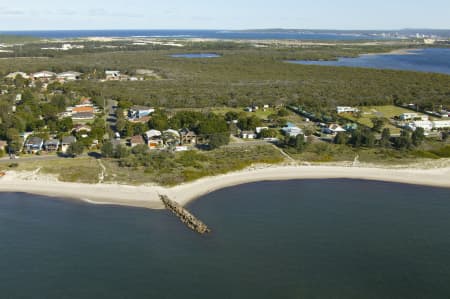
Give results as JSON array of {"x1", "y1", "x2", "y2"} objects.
[{"x1": 1, "y1": 164, "x2": 450, "y2": 209}]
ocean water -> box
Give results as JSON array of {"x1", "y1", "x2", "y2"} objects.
[
  {"x1": 0, "y1": 29, "x2": 381, "y2": 40},
  {"x1": 287, "y1": 48, "x2": 450, "y2": 75},
  {"x1": 1, "y1": 179, "x2": 450, "y2": 299}
]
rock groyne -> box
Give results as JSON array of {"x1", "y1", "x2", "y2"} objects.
[{"x1": 160, "y1": 195, "x2": 211, "y2": 234}]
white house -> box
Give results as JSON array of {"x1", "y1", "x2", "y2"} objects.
[
  {"x1": 240, "y1": 131, "x2": 257, "y2": 139},
  {"x1": 145, "y1": 130, "x2": 163, "y2": 149},
  {"x1": 406, "y1": 120, "x2": 450, "y2": 131},
  {"x1": 105, "y1": 70, "x2": 121, "y2": 80},
  {"x1": 323, "y1": 124, "x2": 346, "y2": 134},
  {"x1": 336, "y1": 106, "x2": 359, "y2": 114},
  {"x1": 57, "y1": 71, "x2": 82, "y2": 81},
  {"x1": 61, "y1": 136, "x2": 76, "y2": 153},
  {"x1": 282, "y1": 126, "x2": 303, "y2": 137},
  {"x1": 5, "y1": 72, "x2": 29, "y2": 79},
  {"x1": 32, "y1": 71, "x2": 56, "y2": 80},
  {"x1": 128, "y1": 105, "x2": 155, "y2": 119},
  {"x1": 433, "y1": 120, "x2": 450, "y2": 129}
]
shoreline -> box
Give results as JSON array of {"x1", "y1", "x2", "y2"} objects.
[
  {"x1": 362, "y1": 48, "x2": 420, "y2": 56},
  {"x1": 1, "y1": 164, "x2": 450, "y2": 209}
]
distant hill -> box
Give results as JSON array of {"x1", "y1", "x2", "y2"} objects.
[{"x1": 234, "y1": 28, "x2": 450, "y2": 38}]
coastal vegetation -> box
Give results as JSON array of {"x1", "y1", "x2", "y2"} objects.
[
  {"x1": 1, "y1": 42, "x2": 449, "y2": 110},
  {"x1": 0, "y1": 39, "x2": 449, "y2": 186}
]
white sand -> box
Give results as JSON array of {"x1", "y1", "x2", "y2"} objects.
[{"x1": 1, "y1": 164, "x2": 450, "y2": 209}]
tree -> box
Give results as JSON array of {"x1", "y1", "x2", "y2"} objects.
[
  {"x1": 56, "y1": 117, "x2": 73, "y2": 133},
  {"x1": 334, "y1": 132, "x2": 348, "y2": 145},
  {"x1": 349, "y1": 128, "x2": 375, "y2": 148},
  {"x1": 371, "y1": 117, "x2": 385, "y2": 132},
  {"x1": 396, "y1": 130, "x2": 412, "y2": 150},
  {"x1": 208, "y1": 133, "x2": 229, "y2": 149},
  {"x1": 101, "y1": 141, "x2": 114, "y2": 158},
  {"x1": 294, "y1": 134, "x2": 306, "y2": 152},
  {"x1": 148, "y1": 110, "x2": 169, "y2": 131},
  {"x1": 224, "y1": 111, "x2": 239, "y2": 121},
  {"x1": 412, "y1": 127, "x2": 425, "y2": 147},
  {"x1": 277, "y1": 108, "x2": 289, "y2": 117},
  {"x1": 380, "y1": 128, "x2": 391, "y2": 148},
  {"x1": 114, "y1": 145, "x2": 129, "y2": 159},
  {"x1": 260, "y1": 128, "x2": 278, "y2": 138},
  {"x1": 66, "y1": 141, "x2": 84, "y2": 157},
  {"x1": 6, "y1": 128, "x2": 21, "y2": 153},
  {"x1": 442, "y1": 131, "x2": 449, "y2": 141},
  {"x1": 14, "y1": 74, "x2": 25, "y2": 89}
]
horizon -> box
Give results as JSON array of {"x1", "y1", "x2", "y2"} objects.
[
  {"x1": 1, "y1": 0, "x2": 449, "y2": 31},
  {"x1": 1, "y1": 27, "x2": 450, "y2": 32}
]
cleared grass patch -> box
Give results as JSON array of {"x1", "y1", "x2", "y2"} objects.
[{"x1": 0, "y1": 157, "x2": 101, "y2": 183}]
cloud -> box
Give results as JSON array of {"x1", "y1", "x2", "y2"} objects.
[
  {"x1": 87, "y1": 8, "x2": 144, "y2": 18},
  {"x1": 191, "y1": 16, "x2": 214, "y2": 21},
  {"x1": 57, "y1": 9, "x2": 78, "y2": 16},
  {"x1": 0, "y1": 8, "x2": 26, "y2": 16}
]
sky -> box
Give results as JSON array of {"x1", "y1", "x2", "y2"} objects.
[{"x1": 0, "y1": 0, "x2": 449, "y2": 31}]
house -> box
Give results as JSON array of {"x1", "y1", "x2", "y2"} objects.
[
  {"x1": 72, "y1": 112, "x2": 94, "y2": 120},
  {"x1": 399, "y1": 113, "x2": 420, "y2": 121},
  {"x1": 282, "y1": 126, "x2": 303, "y2": 137},
  {"x1": 432, "y1": 120, "x2": 450, "y2": 129},
  {"x1": 44, "y1": 139, "x2": 60, "y2": 152},
  {"x1": 129, "y1": 116, "x2": 151, "y2": 123},
  {"x1": 330, "y1": 124, "x2": 346, "y2": 133},
  {"x1": 336, "y1": 106, "x2": 359, "y2": 114},
  {"x1": 61, "y1": 136, "x2": 77, "y2": 153},
  {"x1": 5, "y1": 72, "x2": 29, "y2": 80},
  {"x1": 72, "y1": 106, "x2": 94, "y2": 114},
  {"x1": 105, "y1": 70, "x2": 121, "y2": 80},
  {"x1": 32, "y1": 71, "x2": 56, "y2": 80},
  {"x1": 240, "y1": 131, "x2": 257, "y2": 139},
  {"x1": 406, "y1": 120, "x2": 450, "y2": 131},
  {"x1": 72, "y1": 106, "x2": 95, "y2": 120},
  {"x1": 24, "y1": 137, "x2": 43, "y2": 153},
  {"x1": 180, "y1": 129, "x2": 197, "y2": 145},
  {"x1": 405, "y1": 121, "x2": 433, "y2": 131},
  {"x1": 130, "y1": 135, "x2": 145, "y2": 147},
  {"x1": 145, "y1": 130, "x2": 163, "y2": 149},
  {"x1": 163, "y1": 129, "x2": 180, "y2": 146},
  {"x1": 56, "y1": 71, "x2": 82, "y2": 81},
  {"x1": 323, "y1": 124, "x2": 346, "y2": 134},
  {"x1": 128, "y1": 105, "x2": 155, "y2": 119}
]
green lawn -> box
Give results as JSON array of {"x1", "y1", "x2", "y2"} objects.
[{"x1": 340, "y1": 105, "x2": 419, "y2": 134}]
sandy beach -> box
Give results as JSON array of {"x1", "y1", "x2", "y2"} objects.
[{"x1": 1, "y1": 163, "x2": 450, "y2": 209}]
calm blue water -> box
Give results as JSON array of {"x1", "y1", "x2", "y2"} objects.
[
  {"x1": 0, "y1": 29, "x2": 382, "y2": 40},
  {"x1": 1, "y1": 179, "x2": 450, "y2": 298},
  {"x1": 170, "y1": 53, "x2": 221, "y2": 58},
  {"x1": 287, "y1": 48, "x2": 450, "y2": 75}
]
